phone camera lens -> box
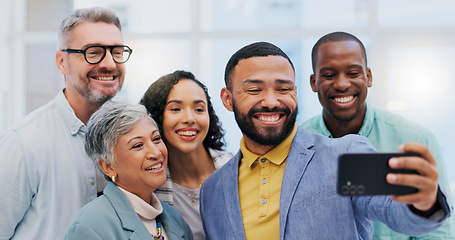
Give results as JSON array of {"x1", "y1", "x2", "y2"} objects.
[
  {"x1": 349, "y1": 185, "x2": 357, "y2": 195},
  {"x1": 341, "y1": 185, "x2": 349, "y2": 195},
  {"x1": 357, "y1": 185, "x2": 365, "y2": 194}
]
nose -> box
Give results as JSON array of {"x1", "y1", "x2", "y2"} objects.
[
  {"x1": 333, "y1": 75, "x2": 351, "y2": 91},
  {"x1": 98, "y1": 50, "x2": 117, "y2": 69},
  {"x1": 145, "y1": 142, "x2": 164, "y2": 159},
  {"x1": 261, "y1": 90, "x2": 280, "y2": 109},
  {"x1": 181, "y1": 108, "x2": 196, "y2": 124}
]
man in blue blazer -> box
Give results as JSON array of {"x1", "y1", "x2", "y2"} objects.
[{"x1": 199, "y1": 42, "x2": 451, "y2": 239}]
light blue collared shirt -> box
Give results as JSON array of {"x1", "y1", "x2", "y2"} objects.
[{"x1": 0, "y1": 90, "x2": 106, "y2": 240}]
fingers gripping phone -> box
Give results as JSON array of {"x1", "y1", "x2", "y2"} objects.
[{"x1": 337, "y1": 152, "x2": 420, "y2": 196}]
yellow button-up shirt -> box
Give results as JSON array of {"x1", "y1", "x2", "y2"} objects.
[{"x1": 238, "y1": 124, "x2": 297, "y2": 240}]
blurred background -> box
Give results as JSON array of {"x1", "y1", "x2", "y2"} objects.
[{"x1": 0, "y1": 0, "x2": 454, "y2": 202}]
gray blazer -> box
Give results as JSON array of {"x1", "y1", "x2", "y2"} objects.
[
  {"x1": 200, "y1": 127, "x2": 447, "y2": 240},
  {"x1": 65, "y1": 181, "x2": 193, "y2": 240}
]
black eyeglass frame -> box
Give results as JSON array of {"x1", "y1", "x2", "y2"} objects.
[{"x1": 61, "y1": 45, "x2": 133, "y2": 64}]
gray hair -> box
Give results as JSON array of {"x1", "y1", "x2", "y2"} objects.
[
  {"x1": 58, "y1": 7, "x2": 122, "y2": 49},
  {"x1": 85, "y1": 101, "x2": 157, "y2": 181}
]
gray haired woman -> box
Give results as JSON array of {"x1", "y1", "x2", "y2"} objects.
[{"x1": 64, "y1": 101, "x2": 193, "y2": 240}]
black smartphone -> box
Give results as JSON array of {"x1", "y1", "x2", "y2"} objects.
[{"x1": 337, "y1": 152, "x2": 420, "y2": 196}]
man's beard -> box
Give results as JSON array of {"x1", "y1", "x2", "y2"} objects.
[
  {"x1": 71, "y1": 71, "x2": 121, "y2": 104},
  {"x1": 75, "y1": 83, "x2": 116, "y2": 103},
  {"x1": 232, "y1": 101, "x2": 297, "y2": 146}
]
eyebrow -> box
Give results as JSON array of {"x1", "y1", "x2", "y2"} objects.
[
  {"x1": 275, "y1": 79, "x2": 294, "y2": 84},
  {"x1": 193, "y1": 100, "x2": 207, "y2": 105},
  {"x1": 127, "y1": 136, "x2": 143, "y2": 144},
  {"x1": 243, "y1": 79, "x2": 293, "y2": 85},
  {"x1": 81, "y1": 43, "x2": 123, "y2": 49},
  {"x1": 166, "y1": 100, "x2": 182, "y2": 105},
  {"x1": 166, "y1": 99, "x2": 207, "y2": 105},
  {"x1": 242, "y1": 79, "x2": 264, "y2": 86},
  {"x1": 346, "y1": 64, "x2": 364, "y2": 70},
  {"x1": 318, "y1": 67, "x2": 334, "y2": 73},
  {"x1": 127, "y1": 129, "x2": 159, "y2": 144},
  {"x1": 319, "y1": 64, "x2": 364, "y2": 74},
  {"x1": 79, "y1": 43, "x2": 101, "y2": 49}
]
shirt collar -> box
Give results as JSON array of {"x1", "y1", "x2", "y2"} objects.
[
  {"x1": 317, "y1": 114, "x2": 333, "y2": 138},
  {"x1": 357, "y1": 103, "x2": 374, "y2": 137},
  {"x1": 317, "y1": 103, "x2": 373, "y2": 138},
  {"x1": 118, "y1": 186, "x2": 163, "y2": 220},
  {"x1": 55, "y1": 89, "x2": 86, "y2": 135},
  {"x1": 240, "y1": 124, "x2": 298, "y2": 168}
]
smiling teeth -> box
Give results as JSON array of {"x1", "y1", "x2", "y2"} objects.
[
  {"x1": 178, "y1": 131, "x2": 196, "y2": 136},
  {"x1": 146, "y1": 163, "x2": 162, "y2": 171},
  {"x1": 95, "y1": 76, "x2": 114, "y2": 81},
  {"x1": 334, "y1": 96, "x2": 353, "y2": 103},
  {"x1": 258, "y1": 115, "x2": 280, "y2": 122}
]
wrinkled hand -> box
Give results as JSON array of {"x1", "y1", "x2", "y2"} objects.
[{"x1": 386, "y1": 142, "x2": 439, "y2": 211}]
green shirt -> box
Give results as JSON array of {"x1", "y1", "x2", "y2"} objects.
[{"x1": 302, "y1": 104, "x2": 454, "y2": 240}]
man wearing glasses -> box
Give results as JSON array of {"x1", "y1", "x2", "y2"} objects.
[{"x1": 0, "y1": 7, "x2": 132, "y2": 240}]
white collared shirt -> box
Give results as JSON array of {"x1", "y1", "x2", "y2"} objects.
[{"x1": 118, "y1": 186, "x2": 168, "y2": 239}]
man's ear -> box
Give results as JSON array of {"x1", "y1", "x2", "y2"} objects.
[
  {"x1": 367, "y1": 68, "x2": 373, "y2": 87},
  {"x1": 220, "y1": 87, "x2": 233, "y2": 112},
  {"x1": 98, "y1": 158, "x2": 116, "y2": 178},
  {"x1": 56, "y1": 51, "x2": 68, "y2": 75},
  {"x1": 310, "y1": 74, "x2": 317, "y2": 92}
]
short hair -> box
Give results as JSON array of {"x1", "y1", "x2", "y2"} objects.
[
  {"x1": 224, "y1": 42, "x2": 295, "y2": 90},
  {"x1": 58, "y1": 7, "x2": 122, "y2": 49},
  {"x1": 311, "y1": 31, "x2": 367, "y2": 72},
  {"x1": 85, "y1": 101, "x2": 157, "y2": 181},
  {"x1": 140, "y1": 70, "x2": 226, "y2": 150}
]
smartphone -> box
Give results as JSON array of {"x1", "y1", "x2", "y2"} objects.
[{"x1": 337, "y1": 152, "x2": 420, "y2": 196}]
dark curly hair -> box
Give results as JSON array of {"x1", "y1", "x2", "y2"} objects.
[{"x1": 140, "y1": 70, "x2": 226, "y2": 151}]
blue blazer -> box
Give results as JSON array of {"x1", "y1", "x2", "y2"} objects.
[
  {"x1": 200, "y1": 127, "x2": 445, "y2": 240},
  {"x1": 65, "y1": 181, "x2": 193, "y2": 240}
]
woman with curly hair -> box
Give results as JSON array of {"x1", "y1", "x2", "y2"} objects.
[{"x1": 140, "y1": 70, "x2": 233, "y2": 240}]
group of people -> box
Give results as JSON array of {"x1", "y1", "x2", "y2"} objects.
[{"x1": 0, "y1": 6, "x2": 452, "y2": 240}]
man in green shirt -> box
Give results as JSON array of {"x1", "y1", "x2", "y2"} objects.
[{"x1": 302, "y1": 31, "x2": 454, "y2": 239}]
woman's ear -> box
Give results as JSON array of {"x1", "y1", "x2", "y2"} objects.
[{"x1": 98, "y1": 158, "x2": 115, "y2": 178}]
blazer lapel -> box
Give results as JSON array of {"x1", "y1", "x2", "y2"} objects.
[
  {"x1": 223, "y1": 151, "x2": 247, "y2": 240},
  {"x1": 103, "y1": 182, "x2": 154, "y2": 240},
  {"x1": 279, "y1": 128, "x2": 315, "y2": 240},
  {"x1": 128, "y1": 231, "x2": 153, "y2": 240},
  {"x1": 157, "y1": 210, "x2": 186, "y2": 240}
]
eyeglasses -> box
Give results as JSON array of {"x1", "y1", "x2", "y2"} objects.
[{"x1": 61, "y1": 45, "x2": 133, "y2": 64}]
